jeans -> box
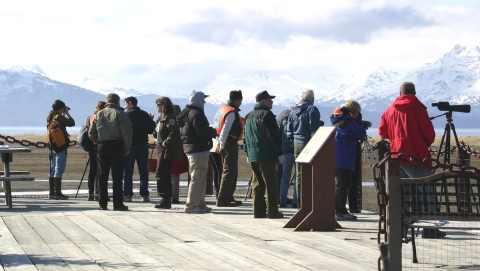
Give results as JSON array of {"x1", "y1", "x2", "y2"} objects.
[
  {"x1": 49, "y1": 149, "x2": 67, "y2": 177},
  {"x1": 97, "y1": 141, "x2": 125, "y2": 208},
  {"x1": 277, "y1": 153, "x2": 296, "y2": 204},
  {"x1": 124, "y1": 144, "x2": 150, "y2": 197},
  {"x1": 294, "y1": 143, "x2": 307, "y2": 205}
]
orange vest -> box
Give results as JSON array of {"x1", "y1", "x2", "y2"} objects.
[{"x1": 213, "y1": 105, "x2": 244, "y2": 140}]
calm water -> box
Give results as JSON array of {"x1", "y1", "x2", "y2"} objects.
[{"x1": 1, "y1": 126, "x2": 480, "y2": 137}]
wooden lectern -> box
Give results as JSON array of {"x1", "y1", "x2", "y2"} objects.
[{"x1": 284, "y1": 127, "x2": 337, "y2": 231}]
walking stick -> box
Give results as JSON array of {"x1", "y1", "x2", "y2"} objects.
[{"x1": 75, "y1": 157, "x2": 90, "y2": 198}]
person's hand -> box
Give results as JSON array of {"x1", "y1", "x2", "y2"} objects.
[
  {"x1": 215, "y1": 145, "x2": 221, "y2": 154},
  {"x1": 124, "y1": 151, "x2": 129, "y2": 155},
  {"x1": 150, "y1": 113, "x2": 154, "y2": 119}
]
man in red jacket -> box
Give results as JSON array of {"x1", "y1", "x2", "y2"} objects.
[{"x1": 378, "y1": 82, "x2": 445, "y2": 238}]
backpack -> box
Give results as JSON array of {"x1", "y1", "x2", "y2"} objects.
[
  {"x1": 77, "y1": 116, "x2": 93, "y2": 152},
  {"x1": 47, "y1": 115, "x2": 70, "y2": 152}
]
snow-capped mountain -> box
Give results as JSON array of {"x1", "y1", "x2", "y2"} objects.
[
  {"x1": 1, "y1": 44, "x2": 480, "y2": 127},
  {"x1": 204, "y1": 71, "x2": 331, "y2": 106}
]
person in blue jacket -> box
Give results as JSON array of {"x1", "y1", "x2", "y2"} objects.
[
  {"x1": 287, "y1": 89, "x2": 322, "y2": 207},
  {"x1": 330, "y1": 100, "x2": 366, "y2": 221}
]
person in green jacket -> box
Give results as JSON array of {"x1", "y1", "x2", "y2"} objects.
[
  {"x1": 89, "y1": 93, "x2": 133, "y2": 211},
  {"x1": 243, "y1": 90, "x2": 284, "y2": 219}
]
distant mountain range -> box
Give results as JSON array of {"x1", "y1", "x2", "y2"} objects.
[{"x1": 1, "y1": 44, "x2": 479, "y2": 130}]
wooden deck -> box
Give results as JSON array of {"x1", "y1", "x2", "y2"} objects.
[{"x1": 1, "y1": 196, "x2": 479, "y2": 270}]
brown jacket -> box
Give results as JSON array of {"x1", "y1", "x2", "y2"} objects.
[{"x1": 157, "y1": 113, "x2": 182, "y2": 162}]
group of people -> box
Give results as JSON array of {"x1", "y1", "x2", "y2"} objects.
[{"x1": 46, "y1": 81, "x2": 440, "y2": 228}]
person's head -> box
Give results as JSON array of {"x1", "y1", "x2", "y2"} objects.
[
  {"x1": 255, "y1": 90, "x2": 275, "y2": 110},
  {"x1": 155, "y1": 97, "x2": 174, "y2": 115},
  {"x1": 229, "y1": 90, "x2": 243, "y2": 107},
  {"x1": 343, "y1": 100, "x2": 361, "y2": 118},
  {"x1": 52, "y1": 100, "x2": 66, "y2": 112},
  {"x1": 94, "y1": 101, "x2": 106, "y2": 114},
  {"x1": 188, "y1": 90, "x2": 209, "y2": 110},
  {"x1": 300, "y1": 88, "x2": 315, "y2": 103},
  {"x1": 124, "y1": 96, "x2": 138, "y2": 110},
  {"x1": 106, "y1": 93, "x2": 120, "y2": 105},
  {"x1": 173, "y1": 104, "x2": 181, "y2": 116},
  {"x1": 400, "y1": 82, "x2": 416, "y2": 96}
]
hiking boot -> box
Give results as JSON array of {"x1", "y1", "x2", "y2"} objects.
[
  {"x1": 216, "y1": 199, "x2": 236, "y2": 207},
  {"x1": 154, "y1": 198, "x2": 171, "y2": 209},
  {"x1": 268, "y1": 211, "x2": 284, "y2": 219},
  {"x1": 88, "y1": 194, "x2": 95, "y2": 201},
  {"x1": 48, "y1": 176, "x2": 55, "y2": 199},
  {"x1": 291, "y1": 203, "x2": 298, "y2": 209},
  {"x1": 113, "y1": 205, "x2": 129, "y2": 211},
  {"x1": 336, "y1": 213, "x2": 357, "y2": 221},
  {"x1": 422, "y1": 229, "x2": 446, "y2": 239},
  {"x1": 279, "y1": 202, "x2": 287, "y2": 208},
  {"x1": 123, "y1": 195, "x2": 132, "y2": 202},
  {"x1": 229, "y1": 198, "x2": 242, "y2": 206},
  {"x1": 54, "y1": 177, "x2": 69, "y2": 200},
  {"x1": 172, "y1": 199, "x2": 181, "y2": 204},
  {"x1": 142, "y1": 196, "x2": 150, "y2": 203},
  {"x1": 254, "y1": 213, "x2": 267, "y2": 218},
  {"x1": 184, "y1": 207, "x2": 206, "y2": 214}
]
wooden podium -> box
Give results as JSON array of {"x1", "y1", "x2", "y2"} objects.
[{"x1": 284, "y1": 127, "x2": 337, "y2": 231}]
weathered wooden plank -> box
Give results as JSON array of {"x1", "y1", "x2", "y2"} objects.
[
  {"x1": 161, "y1": 242, "x2": 241, "y2": 270},
  {"x1": 0, "y1": 218, "x2": 36, "y2": 270},
  {"x1": 84, "y1": 212, "x2": 154, "y2": 244},
  {"x1": 137, "y1": 243, "x2": 205, "y2": 270},
  {"x1": 23, "y1": 215, "x2": 71, "y2": 244},
  {"x1": 49, "y1": 244, "x2": 104, "y2": 271}
]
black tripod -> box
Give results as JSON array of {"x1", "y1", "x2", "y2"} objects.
[
  {"x1": 432, "y1": 111, "x2": 465, "y2": 165},
  {"x1": 430, "y1": 111, "x2": 478, "y2": 213},
  {"x1": 75, "y1": 158, "x2": 90, "y2": 198}
]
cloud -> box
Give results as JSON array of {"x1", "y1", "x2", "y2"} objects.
[{"x1": 167, "y1": 6, "x2": 435, "y2": 45}]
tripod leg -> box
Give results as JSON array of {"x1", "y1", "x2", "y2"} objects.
[
  {"x1": 245, "y1": 174, "x2": 252, "y2": 201},
  {"x1": 75, "y1": 158, "x2": 90, "y2": 198}
]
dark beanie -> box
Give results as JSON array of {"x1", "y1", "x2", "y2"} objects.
[
  {"x1": 52, "y1": 100, "x2": 66, "y2": 111},
  {"x1": 230, "y1": 90, "x2": 243, "y2": 100}
]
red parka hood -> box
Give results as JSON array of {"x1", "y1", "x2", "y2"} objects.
[{"x1": 392, "y1": 94, "x2": 427, "y2": 111}]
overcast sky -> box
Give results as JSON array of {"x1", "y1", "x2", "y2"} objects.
[{"x1": 1, "y1": 0, "x2": 479, "y2": 95}]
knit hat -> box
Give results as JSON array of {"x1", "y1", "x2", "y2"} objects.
[
  {"x1": 229, "y1": 90, "x2": 243, "y2": 100},
  {"x1": 255, "y1": 90, "x2": 275, "y2": 102},
  {"x1": 52, "y1": 100, "x2": 66, "y2": 111}
]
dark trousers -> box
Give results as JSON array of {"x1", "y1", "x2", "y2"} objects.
[
  {"x1": 294, "y1": 143, "x2": 307, "y2": 206},
  {"x1": 124, "y1": 144, "x2": 150, "y2": 197},
  {"x1": 349, "y1": 144, "x2": 362, "y2": 211},
  {"x1": 250, "y1": 160, "x2": 279, "y2": 216},
  {"x1": 97, "y1": 141, "x2": 125, "y2": 208},
  {"x1": 209, "y1": 152, "x2": 222, "y2": 196},
  {"x1": 336, "y1": 168, "x2": 354, "y2": 214},
  {"x1": 217, "y1": 141, "x2": 239, "y2": 200},
  {"x1": 87, "y1": 147, "x2": 97, "y2": 195},
  {"x1": 156, "y1": 144, "x2": 173, "y2": 199}
]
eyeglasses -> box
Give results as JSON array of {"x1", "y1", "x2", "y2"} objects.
[{"x1": 156, "y1": 104, "x2": 161, "y2": 107}]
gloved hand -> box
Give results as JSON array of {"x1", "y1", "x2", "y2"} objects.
[{"x1": 278, "y1": 154, "x2": 284, "y2": 165}]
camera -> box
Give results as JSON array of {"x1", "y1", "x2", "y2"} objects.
[
  {"x1": 319, "y1": 120, "x2": 325, "y2": 127},
  {"x1": 432, "y1": 102, "x2": 470, "y2": 113},
  {"x1": 361, "y1": 120, "x2": 372, "y2": 129},
  {"x1": 65, "y1": 106, "x2": 71, "y2": 110}
]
